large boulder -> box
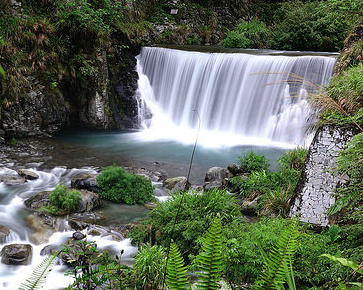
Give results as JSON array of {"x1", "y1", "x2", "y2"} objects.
[
  {"x1": 163, "y1": 176, "x2": 190, "y2": 192},
  {"x1": 17, "y1": 169, "x2": 39, "y2": 180},
  {"x1": 204, "y1": 167, "x2": 232, "y2": 190},
  {"x1": 71, "y1": 173, "x2": 99, "y2": 193},
  {"x1": 0, "y1": 225, "x2": 11, "y2": 244},
  {"x1": 0, "y1": 174, "x2": 26, "y2": 185},
  {"x1": 24, "y1": 189, "x2": 102, "y2": 213},
  {"x1": 227, "y1": 163, "x2": 245, "y2": 176},
  {"x1": 24, "y1": 191, "x2": 50, "y2": 210},
  {"x1": 78, "y1": 190, "x2": 103, "y2": 212},
  {"x1": 1, "y1": 244, "x2": 32, "y2": 265}
]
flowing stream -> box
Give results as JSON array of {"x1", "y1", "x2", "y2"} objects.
[{"x1": 0, "y1": 47, "x2": 337, "y2": 289}]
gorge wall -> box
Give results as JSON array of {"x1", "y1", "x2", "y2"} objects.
[{"x1": 289, "y1": 125, "x2": 357, "y2": 226}]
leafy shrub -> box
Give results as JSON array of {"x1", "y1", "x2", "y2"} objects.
[
  {"x1": 222, "y1": 218, "x2": 349, "y2": 289},
  {"x1": 49, "y1": 183, "x2": 81, "y2": 213},
  {"x1": 221, "y1": 19, "x2": 269, "y2": 49},
  {"x1": 129, "y1": 189, "x2": 241, "y2": 261},
  {"x1": 133, "y1": 244, "x2": 166, "y2": 290},
  {"x1": 278, "y1": 147, "x2": 308, "y2": 171},
  {"x1": 63, "y1": 240, "x2": 133, "y2": 289},
  {"x1": 238, "y1": 151, "x2": 270, "y2": 173},
  {"x1": 97, "y1": 166, "x2": 154, "y2": 204},
  {"x1": 269, "y1": 0, "x2": 363, "y2": 51}
]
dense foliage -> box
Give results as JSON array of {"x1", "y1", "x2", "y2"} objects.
[
  {"x1": 221, "y1": 0, "x2": 363, "y2": 51},
  {"x1": 97, "y1": 165, "x2": 154, "y2": 204},
  {"x1": 230, "y1": 148, "x2": 307, "y2": 216},
  {"x1": 129, "y1": 188, "x2": 241, "y2": 261},
  {"x1": 44, "y1": 183, "x2": 81, "y2": 214},
  {"x1": 221, "y1": 20, "x2": 269, "y2": 49}
]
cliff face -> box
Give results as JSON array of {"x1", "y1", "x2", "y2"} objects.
[{"x1": 0, "y1": 0, "x2": 240, "y2": 139}]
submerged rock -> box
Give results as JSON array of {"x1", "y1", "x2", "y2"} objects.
[
  {"x1": 0, "y1": 225, "x2": 11, "y2": 244},
  {"x1": 1, "y1": 244, "x2": 33, "y2": 265}
]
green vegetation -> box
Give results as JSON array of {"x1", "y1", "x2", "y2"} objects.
[
  {"x1": 222, "y1": 20, "x2": 269, "y2": 49},
  {"x1": 133, "y1": 244, "x2": 166, "y2": 290},
  {"x1": 238, "y1": 151, "x2": 270, "y2": 173},
  {"x1": 129, "y1": 188, "x2": 240, "y2": 260},
  {"x1": 97, "y1": 165, "x2": 154, "y2": 204},
  {"x1": 230, "y1": 148, "x2": 307, "y2": 216},
  {"x1": 41, "y1": 183, "x2": 81, "y2": 215},
  {"x1": 221, "y1": 0, "x2": 363, "y2": 51}
]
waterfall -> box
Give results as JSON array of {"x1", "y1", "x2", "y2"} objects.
[{"x1": 136, "y1": 47, "x2": 336, "y2": 147}]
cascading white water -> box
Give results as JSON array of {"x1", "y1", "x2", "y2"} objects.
[{"x1": 136, "y1": 47, "x2": 336, "y2": 147}]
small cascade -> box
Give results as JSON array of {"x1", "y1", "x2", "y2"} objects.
[{"x1": 136, "y1": 47, "x2": 336, "y2": 146}]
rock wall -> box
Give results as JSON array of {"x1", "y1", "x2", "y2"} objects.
[{"x1": 290, "y1": 125, "x2": 357, "y2": 226}]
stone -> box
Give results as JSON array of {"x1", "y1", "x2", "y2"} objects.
[
  {"x1": 0, "y1": 137, "x2": 5, "y2": 144},
  {"x1": 163, "y1": 176, "x2": 190, "y2": 192},
  {"x1": 78, "y1": 190, "x2": 103, "y2": 212},
  {"x1": 0, "y1": 225, "x2": 11, "y2": 243},
  {"x1": 24, "y1": 191, "x2": 50, "y2": 210},
  {"x1": 17, "y1": 169, "x2": 39, "y2": 180},
  {"x1": 71, "y1": 173, "x2": 99, "y2": 193},
  {"x1": 0, "y1": 174, "x2": 26, "y2": 185},
  {"x1": 1, "y1": 244, "x2": 32, "y2": 265},
  {"x1": 72, "y1": 231, "x2": 86, "y2": 241},
  {"x1": 40, "y1": 245, "x2": 59, "y2": 256},
  {"x1": 204, "y1": 166, "x2": 231, "y2": 183},
  {"x1": 290, "y1": 125, "x2": 357, "y2": 226},
  {"x1": 227, "y1": 163, "x2": 244, "y2": 175}
]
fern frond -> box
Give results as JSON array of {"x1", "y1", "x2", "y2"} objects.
[
  {"x1": 166, "y1": 242, "x2": 191, "y2": 290},
  {"x1": 256, "y1": 217, "x2": 299, "y2": 290},
  {"x1": 196, "y1": 215, "x2": 223, "y2": 290},
  {"x1": 18, "y1": 252, "x2": 57, "y2": 290}
]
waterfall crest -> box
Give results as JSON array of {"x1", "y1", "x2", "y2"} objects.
[{"x1": 136, "y1": 47, "x2": 336, "y2": 147}]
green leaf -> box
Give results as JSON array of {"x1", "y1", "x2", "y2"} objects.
[
  {"x1": 320, "y1": 254, "x2": 363, "y2": 275},
  {"x1": 196, "y1": 214, "x2": 223, "y2": 290},
  {"x1": 166, "y1": 242, "x2": 191, "y2": 290},
  {"x1": 256, "y1": 217, "x2": 299, "y2": 290},
  {"x1": 18, "y1": 252, "x2": 57, "y2": 290}
]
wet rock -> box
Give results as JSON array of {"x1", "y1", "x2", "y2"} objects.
[
  {"x1": 78, "y1": 190, "x2": 103, "y2": 212},
  {"x1": 24, "y1": 213, "x2": 67, "y2": 244},
  {"x1": 17, "y1": 169, "x2": 39, "y2": 180},
  {"x1": 0, "y1": 174, "x2": 26, "y2": 185},
  {"x1": 205, "y1": 167, "x2": 231, "y2": 183},
  {"x1": 71, "y1": 173, "x2": 99, "y2": 193},
  {"x1": 24, "y1": 189, "x2": 102, "y2": 213},
  {"x1": 227, "y1": 163, "x2": 244, "y2": 175},
  {"x1": 0, "y1": 137, "x2": 5, "y2": 144},
  {"x1": 1, "y1": 244, "x2": 32, "y2": 265},
  {"x1": 24, "y1": 191, "x2": 50, "y2": 210},
  {"x1": 0, "y1": 225, "x2": 10, "y2": 244},
  {"x1": 163, "y1": 176, "x2": 190, "y2": 192},
  {"x1": 68, "y1": 213, "x2": 104, "y2": 228},
  {"x1": 72, "y1": 231, "x2": 86, "y2": 241},
  {"x1": 40, "y1": 245, "x2": 59, "y2": 256},
  {"x1": 204, "y1": 167, "x2": 231, "y2": 190},
  {"x1": 204, "y1": 181, "x2": 224, "y2": 191}
]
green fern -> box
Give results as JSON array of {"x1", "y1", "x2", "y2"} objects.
[
  {"x1": 18, "y1": 252, "x2": 57, "y2": 290},
  {"x1": 166, "y1": 241, "x2": 191, "y2": 290},
  {"x1": 256, "y1": 217, "x2": 299, "y2": 290},
  {"x1": 196, "y1": 215, "x2": 223, "y2": 290}
]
